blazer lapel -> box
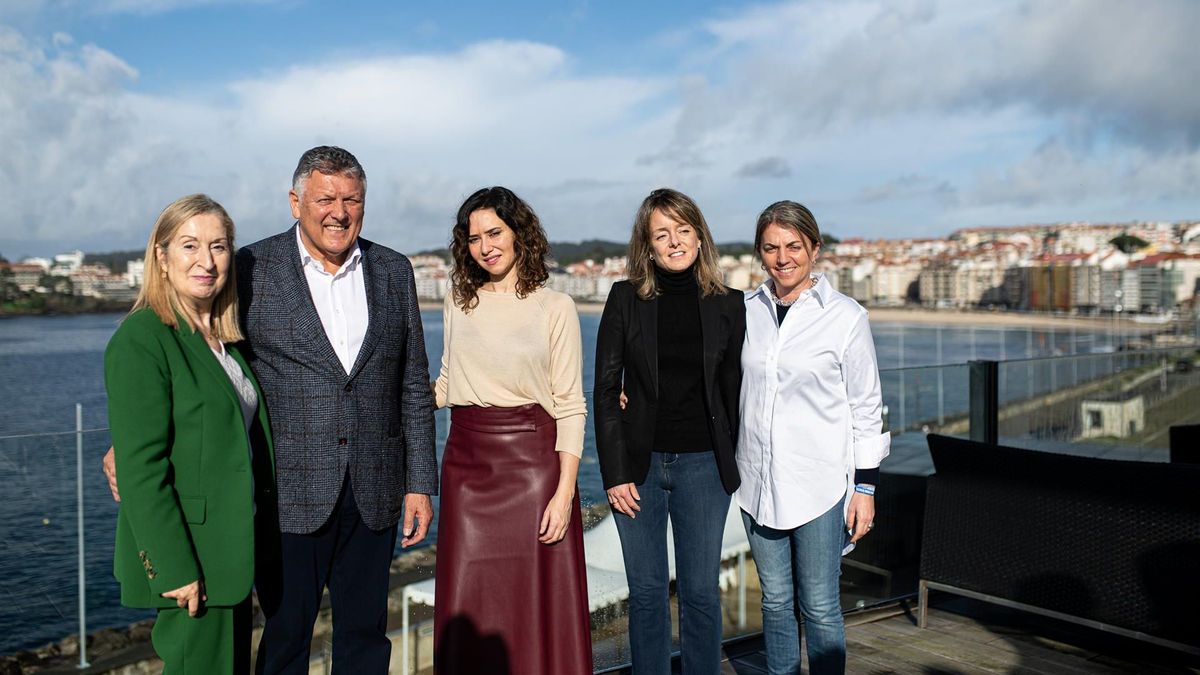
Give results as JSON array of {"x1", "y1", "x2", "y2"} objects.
[
  {"x1": 348, "y1": 240, "x2": 383, "y2": 380},
  {"x1": 176, "y1": 317, "x2": 239, "y2": 409},
  {"x1": 637, "y1": 295, "x2": 659, "y2": 397},
  {"x1": 276, "y1": 225, "x2": 343, "y2": 374}
]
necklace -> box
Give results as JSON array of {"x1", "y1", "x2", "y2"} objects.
[{"x1": 769, "y1": 275, "x2": 816, "y2": 306}]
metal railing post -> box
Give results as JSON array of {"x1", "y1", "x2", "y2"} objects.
[
  {"x1": 76, "y1": 403, "x2": 90, "y2": 669},
  {"x1": 936, "y1": 327, "x2": 945, "y2": 426},
  {"x1": 1026, "y1": 328, "x2": 1034, "y2": 399},
  {"x1": 898, "y1": 326, "x2": 906, "y2": 433},
  {"x1": 969, "y1": 361, "x2": 999, "y2": 445},
  {"x1": 737, "y1": 550, "x2": 746, "y2": 629}
]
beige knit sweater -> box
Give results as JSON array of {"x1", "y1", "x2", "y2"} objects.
[{"x1": 434, "y1": 286, "x2": 587, "y2": 457}]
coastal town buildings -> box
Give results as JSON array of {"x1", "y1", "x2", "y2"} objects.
[{"x1": 5, "y1": 220, "x2": 1198, "y2": 316}]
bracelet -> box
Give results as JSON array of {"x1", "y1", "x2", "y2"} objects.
[{"x1": 854, "y1": 484, "x2": 876, "y2": 496}]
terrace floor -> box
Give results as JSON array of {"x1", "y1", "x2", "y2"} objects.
[{"x1": 610, "y1": 597, "x2": 1200, "y2": 675}]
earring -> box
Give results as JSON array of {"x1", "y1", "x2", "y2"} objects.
[
  {"x1": 160, "y1": 269, "x2": 167, "y2": 279},
  {"x1": 760, "y1": 263, "x2": 767, "y2": 270}
]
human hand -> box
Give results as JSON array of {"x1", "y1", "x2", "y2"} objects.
[
  {"x1": 847, "y1": 491, "x2": 875, "y2": 543},
  {"x1": 161, "y1": 579, "x2": 205, "y2": 617},
  {"x1": 401, "y1": 493, "x2": 434, "y2": 548},
  {"x1": 538, "y1": 488, "x2": 574, "y2": 544},
  {"x1": 102, "y1": 447, "x2": 119, "y2": 503},
  {"x1": 607, "y1": 483, "x2": 641, "y2": 518},
  {"x1": 619, "y1": 390, "x2": 628, "y2": 410}
]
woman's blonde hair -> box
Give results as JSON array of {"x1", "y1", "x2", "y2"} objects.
[
  {"x1": 626, "y1": 188, "x2": 728, "y2": 300},
  {"x1": 129, "y1": 194, "x2": 244, "y2": 342}
]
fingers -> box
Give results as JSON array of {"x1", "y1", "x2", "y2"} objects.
[
  {"x1": 102, "y1": 447, "x2": 120, "y2": 503},
  {"x1": 847, "y1": 497, "x2": 875, "y2": 543},
  {"x1": 401, "y1": 509, "x2": 416, "y2": 540},
  {"x1": 538, "y1": 503, "x2": 569, "y2": 544},
  {"x1": 401, "y1": 495, "x2": 434, "y2": 548},
  {"x1": 606, "y1": 488, "x2": 626, "y2": 517},
  {"x1": 608, "y1": 494, "x2": 634, "y2": 518},
  {"x1": 404, "y1": 516, "x2": 431, "y2": 548},
  {"x1": 162, "y1": 582, "x2": 203, "y2": 617},
  {"x1": 618, "y1": 390, "x2": 628, "y2": 410},
  {"x1": 399, "y1": 517, "x2": 420, "y2": 548},
  {"x1": 606, "y1": 484, "x2": 641, "y2": 518}
]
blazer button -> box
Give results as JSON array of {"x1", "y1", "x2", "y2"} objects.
[{"x1": 338, "y1": 438, "x2": 348, "y2": 445}]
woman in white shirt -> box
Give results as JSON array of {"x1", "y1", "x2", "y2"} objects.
[{"x1": 736, "y1": 201, "x2": 890, "y2": 675}]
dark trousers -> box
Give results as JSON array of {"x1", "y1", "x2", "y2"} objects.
[{"x1": 256, "y1": 476, "x2": 398, "y2": 675}]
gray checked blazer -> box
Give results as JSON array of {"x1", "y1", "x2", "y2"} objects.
[{"x1": 236, "y1": 226, "x2": 438, "y2": 535}]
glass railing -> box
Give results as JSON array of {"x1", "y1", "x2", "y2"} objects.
[
  {"x1": 0, "y1": 427, "x2": 151, "y2": 666},
  {"x1": 3, "y1": 347, "x2": 1199, "y2": 672},
  {"x1": 996, "y1": 347, "x2": 1200, "y2": 461}
]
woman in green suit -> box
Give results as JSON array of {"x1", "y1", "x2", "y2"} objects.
[{"x1": 105, "y1": 194, "x2": 275, "y2": 674}]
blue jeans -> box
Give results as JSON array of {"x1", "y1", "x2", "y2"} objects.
[
  {"x1": 613, "y1": 452, "x2": 731, "y2": 675},
  {"x1": 742, "y1": 497, "x2": 847, "y2": 675}
]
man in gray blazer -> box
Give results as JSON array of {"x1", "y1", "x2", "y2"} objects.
[
  {"x1": 103, "y1": 146, "x2": 436, "y2": 673},
  {"x1": 241, "y1": 146, "x2": 437, "y2": 674}
]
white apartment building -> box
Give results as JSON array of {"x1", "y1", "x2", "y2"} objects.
[
  {"x1": 872, "y1": 261, "x2": 922, "y2": 305},
  {"x1": 126, "y1": 260, "x2": 145, "y2": 288},
  {"x1": 52, "y1": 250, "x2": 84, "y2": 275}
]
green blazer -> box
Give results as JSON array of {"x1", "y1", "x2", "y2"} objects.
[{"x1": 105, "y1": 307, "x2": 276, "y2": 609}]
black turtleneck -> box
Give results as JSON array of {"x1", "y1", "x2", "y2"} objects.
[{"x1": 652, "y1": 265, "x2": 714, "y2": 453}]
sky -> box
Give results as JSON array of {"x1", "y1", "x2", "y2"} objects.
[{"x1": 0, "y1": 0, "x2": 1198, "y2": 258}]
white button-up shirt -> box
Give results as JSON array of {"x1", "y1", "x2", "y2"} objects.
[
  {"x1": 297, "y1": 227, "x2": 368, "y2": 375},
  {"x1": 735, "y1": 274, "x2": 890, "y2": 535}
]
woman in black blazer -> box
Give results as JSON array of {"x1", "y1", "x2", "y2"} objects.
[{"x1": 594, "y1": 188, "x2": 745, "y2": 674}]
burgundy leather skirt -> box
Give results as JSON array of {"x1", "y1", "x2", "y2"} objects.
[{"x1": 434, "y1": 404, "x2": 592, "y2": 675}]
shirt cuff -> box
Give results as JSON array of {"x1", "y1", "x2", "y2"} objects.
[
  {"x1": 554, "y1": 413, "x2": 586, "y2": 458},
  {"x1": 854, "y1": 467, "x2": 880, "y2": 486},
  {"x1": 853, "y1": 431, "x2": 891, "y2": 469}
]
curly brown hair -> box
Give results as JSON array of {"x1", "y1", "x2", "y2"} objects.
[{"x1": 450, "y1": 186, "x2": 551, "y2": 312}]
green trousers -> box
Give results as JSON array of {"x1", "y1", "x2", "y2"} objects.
[{"x1": 151, "y1": 595, "x2": 251, "y2": 675}]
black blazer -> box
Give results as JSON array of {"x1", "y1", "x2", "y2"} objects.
[{"x1": 594, "y1": 279, "x2": 746, "y2": 494}]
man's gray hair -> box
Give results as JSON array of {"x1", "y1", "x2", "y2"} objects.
[{"x1": 291, "y1": 146, "x2": 367, "y2": 196}]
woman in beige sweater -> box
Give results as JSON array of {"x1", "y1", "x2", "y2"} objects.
[{"x1": 432, "y1": 186, "x2": 592, "y2": 674}]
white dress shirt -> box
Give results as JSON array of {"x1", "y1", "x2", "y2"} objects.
[
  {"x1": 735, "y1": 274, "x2": 890, "y2": 538},
  {"x1": 297, "y1": 227, "x2": 368, "y2": 375}
]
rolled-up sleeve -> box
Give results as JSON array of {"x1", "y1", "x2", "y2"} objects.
[{"x1": 842, "y1": 310, "x2": 890, "y2": 469}]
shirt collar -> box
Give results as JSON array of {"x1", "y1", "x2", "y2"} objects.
[
  {"x1": 751, "y1": 272, "x2": 831, "y2": 308},
  {"x1": 810, "y1": 273, "x2": 832, "y2": 307},
  {"x1": 295, "y1": 224, "x2": 362, "y2": 275}
]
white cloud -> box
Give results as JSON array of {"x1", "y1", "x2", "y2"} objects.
[
  {"x1": 0, "y1": 32, "x2": 671, "y2": 256},
  {"x1": 2, "y1": 0, "x2": 1199, "y2": 258},
  {"x1": 693, "y1": 0, "x2": 1200, "y2": 145},
  {"x1": 639, "y1": 0, "x2": 1200, "y2": 231}
]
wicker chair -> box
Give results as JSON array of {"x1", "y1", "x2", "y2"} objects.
[{"x1": 918, "y1": 434, "x2": 1200, "y2": 655}]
